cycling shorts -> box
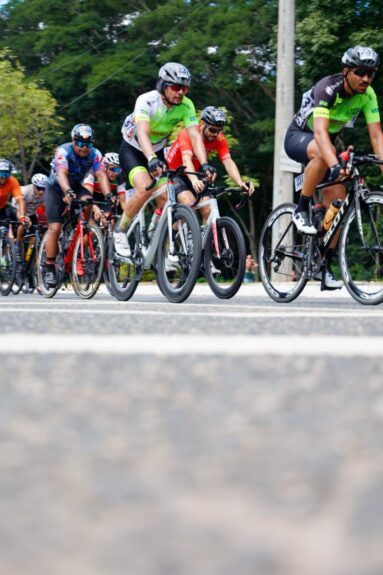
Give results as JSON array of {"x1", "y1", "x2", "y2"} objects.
[
  {"x1": 119, "y1": 140, "x2": 166, "y2": 187},
  {"x1": 0, "y1": 205, "x2": 17, "y2": 223},
  {"x1": 171, "y1": 175, "x2": 195, "y2": 199},
  {"x1": 284, "y1": 124, "x2": 315, "y2": 166},
  {"x1": 45, "y1": 184, "x2": 92, "y2": 224}
]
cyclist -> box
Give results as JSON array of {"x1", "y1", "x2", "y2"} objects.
[
  {"x1": 0, "y1": 158, "x2": 27, "y2": 230},
  {"x1": 83, "y1": 152, "x2": 127, "y2": 223},
  {"x1": 12, "y1": 173, "x2": 48, "y2": 246},
  {"x1": 166, "y1": 106, "x2": 254, "y2": 223},
  {"x1": 44, "y1": 124, "x2": 111, "y2": 286},
  {"x1": 284, "y1": 45, "x2": 383, "y2": 289},
  {"x1": 115, "y1": 62, "x2": 216, "y2": 256}
]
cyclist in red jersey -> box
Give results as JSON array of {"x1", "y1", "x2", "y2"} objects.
[{"x1": 166, "y1": 107, "x2": 254, "y2": 222}]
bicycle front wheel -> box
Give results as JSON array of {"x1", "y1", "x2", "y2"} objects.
[
  {"x1": 258, "y1": 203, "x2": 308, "y2": 303},
  {"x1": 36, "y1": 231, "x2": 61, "y2": 298},
  {"x1": 0, "y1": 237, "x2": 16, "y2": 296},
  {"x1": 203, "y1": 217, "x2": 246, "y2": 299},
  {"x1": 156, "y1": 205, "x2": 202, "y2": 303},
  {"x1": 107, "y1": 223, "x2": 140, "y2": 301},
  {"x1": 71, "y1": 222, "x2": 105, "y2": 299},
  {"x1": 340, "y1": 192, "x2": 383, "y2": 305}
]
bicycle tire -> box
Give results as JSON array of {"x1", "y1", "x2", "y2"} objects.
[
  {"x1": 156, "y1": 204, "x2": 202, "y2": 303},
  {"x1": 0, "y1": 237, "x2": 16, "y2": 296},
  {"x1": 71, "y1": 222, "x2": 105, "y2": 299},
  {"x1": 203, "y1": 216, "x2": 246, "y2": 299},
  {"x1": 107, "y1": 222, "x2": 140, "y2": 301},
  {"x1": 339, "y1": 192, "x2": 383, "y2": 305},
  {"x1": 258, "y1": 202, "x2": 308, "y2": 303},
  {"x1": 35, "y1": 230, "x2": 61, "y2": 298}
]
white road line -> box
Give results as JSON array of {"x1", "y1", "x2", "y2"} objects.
[
  {"x1": 0, "y1": 334, "x2": 383, "y2": 356},
  {"x1": 0, "y1": 307, "x2": 382, "y2": 319}
]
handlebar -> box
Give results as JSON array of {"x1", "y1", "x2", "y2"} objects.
[
  {"x1": 191, "y1": 185, "x2": 247, "y2": 210},
  {"x1": 145, "y1": 166, "x2": 204, "y2": 191}
]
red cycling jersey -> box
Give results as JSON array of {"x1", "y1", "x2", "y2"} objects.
[{"x1": 166, "y1": 127, "x2": 231, "y2": 170}]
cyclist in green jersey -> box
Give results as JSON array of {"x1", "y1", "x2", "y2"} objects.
[
  {"x1": 115, "y1": 62, "x2": 215, "y2": 257},
  {"x1": 284, "y1": 46, "x2": 383, "y2": 288}
]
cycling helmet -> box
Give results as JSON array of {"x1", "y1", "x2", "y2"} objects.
[
  {"x1": 103, "y1": 152, "x2": 120, "y2": 166},
  {"x1": 201, "y1": 107, "x2": 227, "y2": 127},
  {"x1": 157, "y1": 62, "x2": 191, "y2": 93},
  {"x1": 71, "y1": 123, "x2": 95, "y2": 143},
  {"x1": 342, "y1": 46, "x2": 380, "y2": 69},
  {"x1": 31, "y1": 173, "x2": 48, "y2": 188},
  {"x1": 0, "y1": 158, "x2": 12, "y2": 176}
]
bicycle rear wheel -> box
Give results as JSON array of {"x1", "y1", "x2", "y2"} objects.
[
  {"x1": 156, "y1": 205, "x2": 202, "y2": 303},
  {"x1": 0, "y1": 237, "x2": 16, "y2": 296},
  {"x1": 203, "y1": 216, "x2": 246, "y2": 299},
  {"x1": 71, "y1": 222, "x2": 105, "y2": 299},
  {"x1": 107, "y1": 222, "x2": 140, "y2": 301},
  {"x1": 340, "y1": 192, "x2": 383, "y2": 305},
  {"x1": 258, "y1": 202, "x2": 309, "y2": 303}
]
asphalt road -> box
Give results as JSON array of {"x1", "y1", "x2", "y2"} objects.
[{"x1": 1, "y1": 282, "x2": 383, "y2": 575}]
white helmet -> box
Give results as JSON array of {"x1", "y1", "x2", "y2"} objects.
[
  {"x1": 31, "y1": 173, "x2": 48, "y2": 188},
  {"x1": 71, "y1": 123, "x2": 95, "y2": 143},
  {"x1": 0, "y1": 158, "x2": 12, "y2": 175},
  {"x1": 103, "y1": 152, "x2": 120, "y2": 166},
  {"x1": 157, "y1": 62, "x2": 191, "y2": 93}
]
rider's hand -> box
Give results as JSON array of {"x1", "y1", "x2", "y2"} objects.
[
  {"x1": 63, "y1": 188, "x2": 75, "y2": 204},
  {"x1": 148, "y1": 155, "x2": 166, "y2": 177},
  {"x1": 104, "y1": 192, "x2": 116, "y2": 204},
  {"x1": 328, "y1": 163, "x2": 346, "y2": 182},
  {"x1": 19, "y1": 215, "x2": 31, "y2": 227},
  {"x1": 192, "y1": 179, "x2": 206, "y2": 193},
  {"x1": 240, "y1": 181, "x2": 255, "y2": 196},
  {"x1": 200, "y1": 163, "x2": 217, "y2": 182}
]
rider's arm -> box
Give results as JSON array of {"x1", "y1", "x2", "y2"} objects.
[
  {"x1": 222, "y1": 158, "x2": 255, "y2": 195},
  {"x1": 95, "y1": 168, "x2": 111, "y2": 197},
  {"x1": 136, "y1": 120, "x2": 157, "y2": 161},
  {"x1": 367, "y1": 122, "x2": 383, "y2": 174},
  {"x1": 181, "y1": 150, "x2": 205, "y2": 193},
  {"x1": 186, "y1": 125, "x2": 208, "y2": 167},
  {"x1": 313, "y1": 116, "x2": 339, "y2": 168},
  {"x1": 11, "y1": 180, "x2": 27, "y2": 220},
  {"x1": 57, "y1": 166, "x2": 73, "y2": 197}
]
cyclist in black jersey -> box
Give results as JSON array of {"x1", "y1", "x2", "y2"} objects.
[{"x1": 284, "y1": 45, "x2": 383, "y2": 288}]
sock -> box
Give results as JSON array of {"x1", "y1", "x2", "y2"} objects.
[
  {"x1": 117, "y1": 213, "x2": 131, "y2": 233},
  {"x1": 297, "y1": 194, "x2": 311, "y2": 213}
]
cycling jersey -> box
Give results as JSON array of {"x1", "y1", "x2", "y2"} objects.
[
  {"x1": 121, "y1": 90, "x2": 198, "y2": 152},
  {"x1": 12, "y1": 184, "x2": 44, "y2": 216},
  {"x1": 0, "y1": 176, "x2": 22, "y2": 210},
  {"x1": 83, "y1": 171, "x2": 127, "y2": 197},
  {"x1": 49, "y1": 143, "x2": 104, "y2": 191},
  {"x1": 293, "y1": 73, "x2": 380, "y2": 133},
  {"x1": 166, "y1": 127, "x2": 231, "y2": 170}
]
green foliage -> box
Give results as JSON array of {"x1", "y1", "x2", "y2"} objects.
[{"x1": 0, "y1": 49, "x2": 61, "y2": 182}]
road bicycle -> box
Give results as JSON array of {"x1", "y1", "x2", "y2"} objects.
[
  {"x1": 11, "y1": 221, "x2": 47, "y2": 295},
  {"x1": 0, "y1": 218, "x2": 17, "y2": 296},
  {"x1": 192, "y1": 184, "x2": 247, "y2": 298},
  {"x1": 259, "y1": 147, "x2": 383, "y2": 305},
  {"x1": 107, "y1": 166, "x2": 202, "y2": 304},
  {"x1": 36, "y1": 198, "x2": 105, "y2": 299}
]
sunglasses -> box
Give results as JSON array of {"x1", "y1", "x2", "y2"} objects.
[
  {"x1": 167, "y1": 84, "x2": 188, "y2": 94},
  {"x1": 35, "y1": 186, "x2": 46, "y2": 191},
  {"x1": 75, "y1": 140, "x2": 93, "y2": 148},
  {"x1": 352, "y1": 68, "x2": 376, "y2": 79},
  {"x1": 0, "y1": 172, "x2": 10, "y2": 178},
  {"x1": 207, "y1": 126, "x2": 221, "y2": 135},
  {"x1": 108, "y1": 166, "x2": 121, "y2": 174}
]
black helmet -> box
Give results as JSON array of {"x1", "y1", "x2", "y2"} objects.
[
  {"x1": 71, "y1": 123, "x2": 95, "y2": 143},
  {"x1": 157, "y1": 62, "x2": 191, "y2": 94},
  {"x1": 342, "y1": 46, "x2": 380, "y2": 69},
  {"x1": 201, "y1": 106, "x2": 227, "y2": 127}
]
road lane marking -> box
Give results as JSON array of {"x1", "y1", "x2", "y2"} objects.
[
  {"x1": 1, "y1": 334, "x2": 383, "y2": 356},
  {"x1": 0, "y1": 306, "x2": 383, "y2": 319}
]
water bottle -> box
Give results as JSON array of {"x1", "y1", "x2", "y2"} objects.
[
  {"x1": 25, "y1": 244, "x2": 33, "y2": 261},
  {"x1": 147, "y1": 208, "x2": 162, "y2": 239},
  {"x1": 322, "y1": 199, "x2": 342, "y2": 231}
]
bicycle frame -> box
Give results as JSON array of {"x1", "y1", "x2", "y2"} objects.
[{"x1": 61, "y1": 204, "x2": 97, "y2": 273}]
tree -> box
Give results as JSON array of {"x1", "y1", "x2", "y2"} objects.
[{"x1": 0, "y1": 50, "x2": 61, "y2": 182}]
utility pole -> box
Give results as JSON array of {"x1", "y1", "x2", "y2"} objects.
[{"x1": 272, "y1": 0, "x2": 298, "y2": 210}]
